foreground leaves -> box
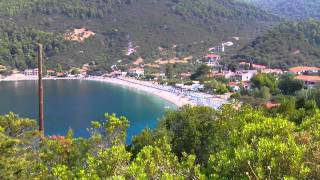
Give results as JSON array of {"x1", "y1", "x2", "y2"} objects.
[{"x1": 1, "y1": 105, "x2": 320, "y2": 179}]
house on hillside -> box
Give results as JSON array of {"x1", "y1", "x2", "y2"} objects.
[
  {"x1": 289, "y1": 66, "x2": 320, "y2": 75},
  {"x1": 204, "y1": 54, "x2": 221, "y2": 67},
  {"x1": 210, "y1": 70, "x2": 257, "y2": 82},
  {"x1": 295, "y1": 75, "x2": 320, "y2": 88},
  {"x1": 238, "y1": 70, "x2": 258, "y2": 81},
  {"x1": 227, "y1": 70, "x2": 257, "y2": 82},
  {"x1": 128, "y1": 67, "x2": 144, "y2": 77},
  {"x1": 262, "y1": 69, "x2": 283, "y2": 75},
  {"x1": 47, "y1": 69, "x2": 56, "y2": 76},
  {"x1": 228, "y1": 82, "x2": 240, "y2": 92}
]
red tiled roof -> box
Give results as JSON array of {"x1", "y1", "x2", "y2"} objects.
[
  {"x1": 289, "y1": 66, "x2": 320, "y2": 73},
  {"x1": 228, "y1": 82, "x2": 238, "y2": 86},
  {"x1": 206, "y1": 54, "x2": 220, "y2": 58},
  {"x1": 296, "y1": 75, "x2": 320, "y2": 82},
  {"x1": 265, "y1": 102, "x2": 280, "y2": 109}
]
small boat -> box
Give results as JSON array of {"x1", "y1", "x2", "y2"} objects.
[{"x1": 164, "y1": 106, "x2": 170, "y2": 109}]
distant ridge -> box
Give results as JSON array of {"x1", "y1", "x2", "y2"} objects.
[
  {"x1": 233, "y1": 20, "x2": 320, "y2": 68},
  {"x1": 239, "y1": 0, "x2": 320, "y2": 19}
]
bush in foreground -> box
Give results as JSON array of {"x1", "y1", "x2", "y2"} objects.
[{"x1": 1, "y1": 105, "x2": 320, "y2": 179}]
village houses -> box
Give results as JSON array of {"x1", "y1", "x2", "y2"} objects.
[
  {"x1": 289, "y1": 66, "x2": 320, "y2": 75},
  {"x1": 204, "y1": 54, "x2": 221, "y2": 67},
  {"x1": 128, "y1": 67, "x2": 144, "y2": 77}
]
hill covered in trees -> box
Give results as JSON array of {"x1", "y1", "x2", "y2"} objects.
[
  {"x1": 233, "y1": 20, "x2": 320, "y2": 68},
  {"x1": 0, "y1": 0, "x2": 280, "y2": 70},
  {"x1": 240, "y1": 0, "x2": 320, "y2": 19},
  {"x1": 0, "y1": 20, "x2": 71, "y2": 70}
]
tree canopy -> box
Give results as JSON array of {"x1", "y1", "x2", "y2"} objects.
[{"x1": 1, "y1": 104, "x2": 320, "y2": 179}]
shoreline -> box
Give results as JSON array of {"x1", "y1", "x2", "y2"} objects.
[
  {"x1": 0, "y1": 75, "x2": 228, "y2": 108},
  {"x1": 0, "y1": 76, "x2": 192, "y2": 107},
  {"x1": 86, "y1": 77, "x2": 193, "y2": 107}
]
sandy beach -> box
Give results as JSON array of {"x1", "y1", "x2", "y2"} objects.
[{"x1": 86, "y1": 77, "x2": 193, "y2": 107}]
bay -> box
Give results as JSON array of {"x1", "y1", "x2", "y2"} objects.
[{"x1": 0, "y1": 80, "x2": 176, "y2": 142}]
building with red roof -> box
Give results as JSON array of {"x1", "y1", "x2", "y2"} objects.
[
  {"x1": 206, "y1": 54, "x2": 220, "y2": 59},
  {"x1": 296, "y1": 75, "x2": 320, "y2": 87},
  {"x1": 204, "y1": 54, "x2": 221, "y2": 67},
  {"x1": 289, "y1": 66, "x2": 320, "y2": 74}
]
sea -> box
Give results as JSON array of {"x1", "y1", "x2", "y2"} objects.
[{"x1": 0, "y1": 79, "x2": 176, "y2": 143}]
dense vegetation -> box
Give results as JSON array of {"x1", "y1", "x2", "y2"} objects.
[
  {"x1": 0, "y1": 0, "x2": 278, "y2": 22},
  {"x1": 234, "y1": 72, "x2": 320, "y2": 125},
  {"x1": 0, "y1": 0, "x2": 136, "y2": 18},
  {"x1": 233, "y1": 20, "x2": 320, "y2": 68},
  {"x1": 1, "y1": 104, "x2": 320, "y2": 179},
  {"x1": 0, "y1": 20, "x2": 70, "y2": 70},
  {"x1": 167, "y1": 0, "x2": 279, "y2": 32},
  {"x1": 0, "y1": 0, "x2": 280, "y2": 70},
  {"x1": 240, "y1": 0, "x2": 320, "y2": 19}
]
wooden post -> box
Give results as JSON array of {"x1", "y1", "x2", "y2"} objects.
[{"x1": 38, "y1": 43, "x2": 44, "y2": 133}]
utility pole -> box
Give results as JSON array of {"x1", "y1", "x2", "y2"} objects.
[{"x1": 38, "y1": 43, "x2": 44, "y2": 133}]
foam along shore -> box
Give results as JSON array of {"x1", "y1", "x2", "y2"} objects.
[{"x1": 86, "y1": 77, "x2": 193, "y2": 107}]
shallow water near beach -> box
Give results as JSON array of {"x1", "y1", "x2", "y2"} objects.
[{"x1": 0, "y1": 80, "x2": 176, "y2": 143}]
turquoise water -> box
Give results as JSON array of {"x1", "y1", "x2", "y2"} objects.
[{"x1": 0, "y1": 80, "x2": 176, "y2": 142}]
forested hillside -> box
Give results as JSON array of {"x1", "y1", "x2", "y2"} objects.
[
  {"x1": 0, "y1": 0, "x2": 136, "y2": 18},
  {"x1": 0, "y1": 0, "x2": 279, "y2": 70},
  {"x1": 0, "y1": 20, "x2": 70, "y2": 70},
  {"x1": 240, "y1": 0, "x2": 320, "y2": 19},
  {"x1": 233, "y1": 20, "x2": 320, "y2": 68}
]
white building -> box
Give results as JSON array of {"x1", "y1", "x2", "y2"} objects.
[
  {"x1": 239, "y1": 70, "x2": 257, "y2": 81},
  {"x1": 128, "y1": 67, "x2": 144, "y2": 76},
  {"x1": 24, "y1": 69, "x2": 38, "y2": 76},
  {"x1": 222, "y1": 41, "x2": 234, "y2": 47}
]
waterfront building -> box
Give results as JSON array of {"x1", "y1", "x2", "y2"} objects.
[{"x1": 24, "y1": 68, "x2": 38, "y2": 76}]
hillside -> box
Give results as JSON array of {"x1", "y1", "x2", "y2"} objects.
[
  {"x1": 0, "y1": 20, "x2": 70, "y2": 70},
  {"x1": 233, "y1": 20, "x2": 320, "y2": 68},
  {"x1": 0, "y1": 0, "x2": 280, "y2": 70},
  {"x1": 239, "y1": 0, "x2": 320, "y2": 19}
]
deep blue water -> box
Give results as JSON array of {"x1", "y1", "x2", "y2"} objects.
[{"x1": 0, "y1": 80, "x2": 176, "y2": 142}]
